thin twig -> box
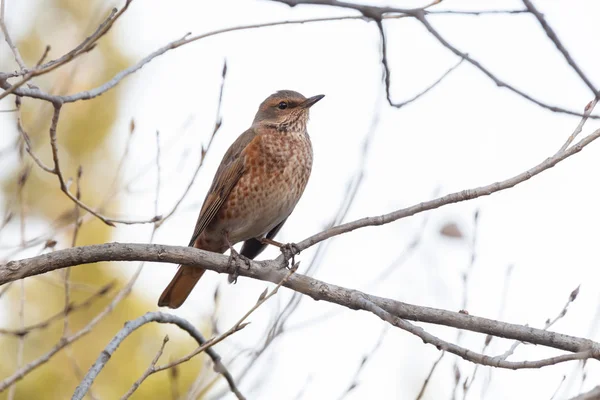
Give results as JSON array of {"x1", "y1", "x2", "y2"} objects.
[
  {"x1": 72, "y1": 311, "x2": 247, "y2": 400},
  {"x1": 0, "y1": 281, "x2": 114, "y2": 336},
  {"x1": 269, "y1": 0, "x2": 597, "y2": 119},
  {"x1": 413, "y1": 13, "x2": 596, "y2": 118},
  {"x1": 7, "y1": 279, "x2": 25, "y2": 400},
  {"x1": 359, "y1": 296, "x2": 596, "y2": 370},
  {"x1": 496, "y1": 285, "x2": 581, "y2": 361},
  {"x1": 0, "y1": 0, "x2": 133, "y2": 101},
  {"x1": 0, "y1": 266, "x2": 142, "y2": 392},
  {"x1": 46, "y1": 103, "x2": 116, "y2": 226},
  {"x1": 155, "y1": 60, "x2": 227, "y2": 226},
  {"x1": 63, "y1": 166, "x2": 83, "y2": 336},
  {"x1": 559, "y1": 98, "x2": 598, "y2": 152},
  {"x1": 154, "y1": 131, "x2": 161, "y2": 218},
  {"x1": 377, "y1": 20, "x2": 465, "y2": 109},
  {"x1": 230, "y1": 93, "x2": 382, "y2": 392},
  {"x1": 415, "y1": 352, "x2": 445, "y2": 400},
  {"x1": 550, "y1": 375, "x2": 567, "y2": 400},
  {"x1": 0, "y1": 0, "x2": 27, "y2": 71},
  {"x1": 337, "y1": 326, "x2": 389, "y2": 400},
  {"x1": 287, "y1": 122, "x2": 600, "y2": 258},
  {"x1": 570, "y1": 385, "x2": 600, "y2": 400},
  {"x1": 120, "y1": 335, "x2": 170, "y2": 400},
  {"x1": 155, "y1": 269, "x2": 295, "y2": 399},
  {"x1": 522, "y1": 0, "x2": 598, "y2": 96}
]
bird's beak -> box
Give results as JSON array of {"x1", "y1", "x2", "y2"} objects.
[{"x1": 300, "y1": 94, "x2": 325, "y2": 109}]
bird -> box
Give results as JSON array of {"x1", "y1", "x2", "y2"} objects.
[{"x1": 158, "y1": 90, "x2": 324, "y2": 308}]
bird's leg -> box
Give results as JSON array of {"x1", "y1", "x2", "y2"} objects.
[
  {"x1": 225, "y1": 233, "x2": 251, "y2": 284},
  {"x1": 259, "y1": 238, "x2": 301, "y2": 269}
]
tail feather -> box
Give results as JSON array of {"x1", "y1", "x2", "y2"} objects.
[{"x1": 157, "y1": 265, "x2": 205, "y2": 308}]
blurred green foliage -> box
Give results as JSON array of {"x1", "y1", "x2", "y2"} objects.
[{"x1": 0, "y1": 1, "x2": 208, "y2": 398}]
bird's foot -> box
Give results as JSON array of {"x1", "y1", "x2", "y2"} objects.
[
  {"x1": 259, "y1": 238, "x2": 300, "y2": 269},
  {"x1": 281, "y1": 242, "x2": 300, "y2": 269},
  {"x1": 227, "y1": 246, "x2": 252, "y2": 284}
]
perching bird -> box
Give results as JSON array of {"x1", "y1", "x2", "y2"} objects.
[{"x1": 158, "y1": 90, "x2": 324, "y2": 308}]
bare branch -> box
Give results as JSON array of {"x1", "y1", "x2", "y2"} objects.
[
  {"x1": 496, "y1": 285, "x2": 581, "y2": 362},
  {"x1": 155, "y1": 270, "x2": 294, "y2": 400},
  {"x1": 7, "y1": 279, "x2": 25, "y2": 400},
  {"x1": 0, "y1": 281, "x2": 114, "y2": 336},
  {"x1": 0, "y1": 0, "x2": 27, "y2": 70},
  {"x1": 415, "y1": 352, "x2": 445, "y2": 400},
  {"x1": 0, "y1": 10, "x2": 542, "y2": 108},
  {"x1": 155, "y1": 60, "x2": 227, "y2": 226},
  {"x1": 2, "y1": 243, "x2": 600, "y2": 361},
  {"x1": 0, "y1": 1, "x2": 133, "y2": 102},
  {"x1": 271, "y1": 0, "x2": 598, "y2": 119},
  {"x1": 0, "y1": 263, "x2": 143, "y2": 392},
  {"x1": 73, "y1": 271, "x2": 296, "y2": 400},
  {"x1": 337, "y1": 327, "x2": 388, "y2": 399},
  {"x1": 522, "y1": 0, "x2": 598, "y2": 96},
  {"x1": 285, "y1": 124, "x2": 600, "y2": 258},
  {"x1": 570, "y1": 386, "x2": 600, "y2": 400},
  {"x1": 559, "y1": 98, "x2": 598, "y2": 152},
  {"x1": 70, "y1": 312, "x2": 235, "y2": 399},
  {"x1": 359, "y1": 296, "x2": 596, "y2": 369},
  {"x1": 412, "y1": 14, "x2": 596, "y2": 118},
  {"x1": 120, "y1": 335, "x2": 170, "y2": 400},
  {"x1": 72, "y1": 312, "x2": 244, "y2": 400},
  {"x1": 45, "y1": 103, "x2": 117, "y2": 226},
  {"x1": 377, "y1": 20, "x2": 465, "y2": 109}
]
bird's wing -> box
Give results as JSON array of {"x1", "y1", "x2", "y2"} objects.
[
  {"x1": 240, "y1": 217, "x2": 288, "y2": 259},
  {"x1": 187, "y1": 127, "x2": 258, "y2": 247}
]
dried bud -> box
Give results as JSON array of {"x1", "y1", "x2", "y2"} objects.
[
  {"x1": 257, "y1": 288, "x2": 268, "y2": 303},
  {"x1": 569, "y1": 285, "x2": 580, "y2": 302},
  {"x1": 440, "y1": 222, "x2": 463, "y2": 239},
  {"x1": 18, "y1": 167, "x2": 30, "y2": 186}
]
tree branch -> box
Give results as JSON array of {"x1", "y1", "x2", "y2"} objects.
[
  {"x1": 522, "y1": 0, "x2": 598, "y2": 97},
  {"x1": 570, "y1": 386, "x2": 600, "y2": 400},
  {"x1": 271, "y1": 0, "x2": 599, "y2": 119},
  {"x1": 2, "y1": 243, "x2": 599, "y2": 363},
  {"x1": 288, "y1": 126, "x2": 600, "y2": 256},
  {"x1": 0, "y1": 0, "x2": 27, "y2": 71},
  {"x1": 72, "y1": 311, "x2": 244, "y2": 400},
  {"x1": 376, "y1": 19, "x2": 465, "y2": 109}
]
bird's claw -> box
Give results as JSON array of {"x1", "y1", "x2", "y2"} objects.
[
  {"x1": 227, "y1": 246, "x2": 252, "y2": 284},
  {"x1": 280, "y1": 242, "x2": 300, "y2": 269}
]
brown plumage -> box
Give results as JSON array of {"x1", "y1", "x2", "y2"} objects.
[{"x1": 158, "y1": 90, "x2": 324, "y2": 308}]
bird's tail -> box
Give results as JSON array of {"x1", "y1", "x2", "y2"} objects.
[{"x1": 157, "y1": 265, "x2": 205, "y2": 308}]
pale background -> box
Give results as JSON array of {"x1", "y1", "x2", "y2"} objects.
[{"x1": 1, "y1": 0, "x2": 599, "y2": 399}]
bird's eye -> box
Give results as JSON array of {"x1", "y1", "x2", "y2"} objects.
[{"x1": 277, "y1": 101, "x2": 288, "y2": 110}]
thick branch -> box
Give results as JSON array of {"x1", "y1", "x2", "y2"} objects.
[{"x1": 2, "y1": 243, "x2": 599, "y2": 361}]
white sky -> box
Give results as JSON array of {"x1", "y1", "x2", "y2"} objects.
[{"x1": 2, "y1": 0, "x2": 600, "y2": 399}]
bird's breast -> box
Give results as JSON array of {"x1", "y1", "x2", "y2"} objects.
[{"x1": 214, "y1": 130, "x2": 313, "y2": 243}]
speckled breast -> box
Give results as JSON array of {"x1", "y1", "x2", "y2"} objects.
[{"x1": 217, "y1": 129, "x2": 313, "y2": 243}]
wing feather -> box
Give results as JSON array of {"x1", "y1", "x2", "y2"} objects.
[{"x1": 187, "y1": 128, "x2": 258, "y2": 247}]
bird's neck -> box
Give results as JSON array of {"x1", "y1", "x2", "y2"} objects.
[{"x1": 258, "y1": 119, "x2": 307, "y2": 134}]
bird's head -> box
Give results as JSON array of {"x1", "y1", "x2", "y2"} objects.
[{"x1": 253, "y1": 90, "x2": 324, "y2": 131}]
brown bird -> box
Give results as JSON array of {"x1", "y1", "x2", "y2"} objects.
[{"x1": 158, "y1": 90, "x2": 324, "y2": 308}]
